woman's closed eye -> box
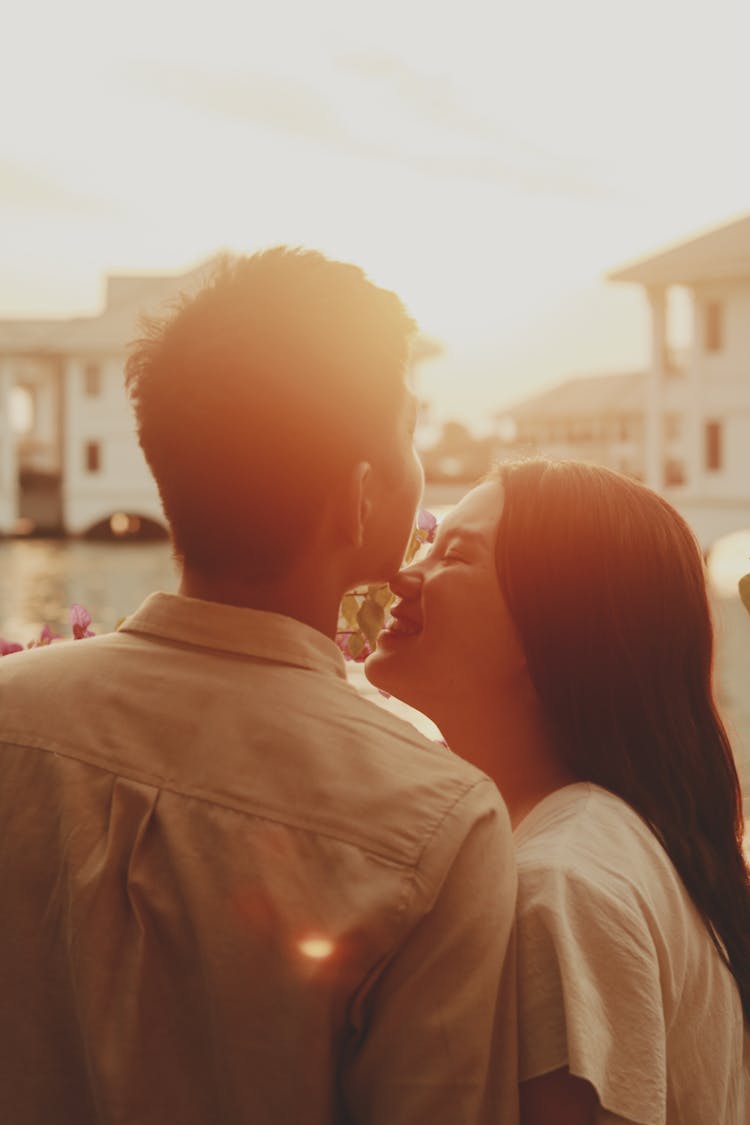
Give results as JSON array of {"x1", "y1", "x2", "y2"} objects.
[{"x1": 441, "y1": 547, "x2": 470, "y2": 565}]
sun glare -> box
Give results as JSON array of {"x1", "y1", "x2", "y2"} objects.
[{"x1": 707, "y1": 532, "x2": 750, "y2": 599}]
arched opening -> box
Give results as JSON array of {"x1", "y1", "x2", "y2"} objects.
[{"x1": 83, "y1": 513, "x2": 169, "y2": 542}]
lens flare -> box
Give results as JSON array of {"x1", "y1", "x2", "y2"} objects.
[{"x1": 297, "y1": 936, "x2": 334, "y2": 961}]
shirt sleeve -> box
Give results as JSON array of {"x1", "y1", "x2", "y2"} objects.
[
  {"x1": 341, "y1": 780, "x2": 519, "y2": 1125},
  {"x1": 517, "y1": 861, "x2": 667, "y2": 1125}
]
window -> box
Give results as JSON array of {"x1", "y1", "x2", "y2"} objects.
[
  {"x1": 617, "y1": 417, "x2": 632, "y2": 442},
  {"x1": 704, "y1": 302, "x2": 723, "y2": 353},
  {"x1": 663, "y1": 348, "x2": 684, "y2": 378},
  {"x1": 84, "y1": 362, "x2": 102, "y2": 397},
  {"x1": 85, "y1": 441, "x2": 101, "y2": 473},
  {"x1": 664, "y1": 413, "x2": 682, "y2": 442},
  {"x1": 664, "y1": 458, "x2": 686, "y2": 486},
  {"x1": 705, "y1": 421, "x2": 723, "y2": 472}
]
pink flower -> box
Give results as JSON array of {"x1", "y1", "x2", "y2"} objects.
[
  {"x1": 334, "y1": 631, "x2": 372, "y2": 663},
  {"x1": 352, "y1": 639, "x2": 372, "y2": 664},
  {"x1": 70, "y1": 604, "x2": 94, "y2": 640},
  {"x1": 417, "y1": 509, "x2": 437, "y2": 543},
  {"x1": 0, "y1": 638, "x2": 23, "y2": 657},
  {"x1": 37, "y1": 624, "x2": 61, "y2": 646}
]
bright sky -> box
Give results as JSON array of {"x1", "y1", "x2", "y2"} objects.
[{"x1": 3, "y1": 0, "x2": 750, "y2": 424}]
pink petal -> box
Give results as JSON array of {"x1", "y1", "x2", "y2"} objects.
[
  {"x1": 70, "y1": 604, "x2": 94, "y2": 639},
  {"x1": 353, "y1": 640, "x2": 372, "y2": 664},
  {"x1": 70, "y1": 604, "x2": 92, "y2": 631},
  {"x1": 417, "y1": 509, "x2": 437, "y2": 542},
  {"x1": 0, "y1": 639, "x2": 23, "y2": 656}
]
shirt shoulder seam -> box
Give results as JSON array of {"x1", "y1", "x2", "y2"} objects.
[{"x1": 0, "y1": 734, "x2": 482, "y2": 872}]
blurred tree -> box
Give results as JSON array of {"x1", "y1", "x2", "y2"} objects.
[{"x1": 420, "y1": 419, "x2": 495, "y2": 483}]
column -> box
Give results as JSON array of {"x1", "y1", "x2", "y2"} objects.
[
  {"x1": 684, "y1": 292, "x2": 704, "y2": 496},
  {"x1": 0, "y1": 358, "x2": 18, "y2": 533},
  {"x1": 645, "y1": 286, "x2": 666, "y2": 491}
]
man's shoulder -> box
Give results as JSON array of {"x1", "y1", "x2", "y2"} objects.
[
  {"x1": 329, "y1": 676, "x2": 482, "y2": 778},
  {"x1": 0, "y1": 631, "x2": 506, "y2": 870},
  {"x1": 0, "y1": 632, "x2": 114, "y2": 689},
  {"x1": 0, "y1": 631, "x2": 127, "y2": 689},
  {"x1": 0, "y1": 632, "x2": 127, "y2": 752},
  {"x1": 250, "y1": 672, "x2": 507, "y2": 867}
]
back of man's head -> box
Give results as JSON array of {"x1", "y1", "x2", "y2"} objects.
[{"x1": 125, "y1": 247, "x2": 417, "y2": 580}]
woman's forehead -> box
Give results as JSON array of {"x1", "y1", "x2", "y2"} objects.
[{"x1": 440, "y1": 478, "x2": 504, "y2": 540}]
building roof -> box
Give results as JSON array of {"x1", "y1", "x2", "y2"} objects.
[
  {"x1": 411, "y1": 335, "x2": 443, "y2": 363},
  {"x1": 0, "y1": 258, "x2": 220, "y2": 356},
  {"x1": 0, "y1": 258, "x2": 442, "y2": 363},
  {"x1": 502, "y1": 370, "x2": 645, "y2": 420},
  {"x1": 0, "y1": 320, "x2": 64, "y2": 351},
  {"x1": 608, "y1": 211, "x2": 750, "y2": 285}
]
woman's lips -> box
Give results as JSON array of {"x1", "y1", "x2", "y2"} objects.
[
  {"x1": 384, "y1": 615, "x2": 421, "y2": 637},
  {"x1": 377, "y1": 615, "x2": 422, "y2": 648}
]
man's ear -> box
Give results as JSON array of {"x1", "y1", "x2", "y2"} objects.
[{"x1": 341, "y1": 461, "x2": 373, "y2": 549}]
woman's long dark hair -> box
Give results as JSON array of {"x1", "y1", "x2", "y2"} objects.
[{"x1": 494, "y1": 458, "x2": 750, "y2": 1022}]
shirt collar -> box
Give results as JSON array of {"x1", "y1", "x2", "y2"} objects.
[{"x1": 118, "y1": 592, "x2": 348, "y2": 680}]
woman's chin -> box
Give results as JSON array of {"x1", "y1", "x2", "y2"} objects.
[{"x1": 364, "y1": 639, "x2": 417, "y2": 705}]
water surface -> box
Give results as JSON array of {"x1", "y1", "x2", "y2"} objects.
[{"x1": 1, "y1": 535, "x2": 748, "y2": 816}]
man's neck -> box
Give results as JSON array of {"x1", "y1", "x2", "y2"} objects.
[{"x1": 178, "y1": 565, "x2": 343, "y2": 640}]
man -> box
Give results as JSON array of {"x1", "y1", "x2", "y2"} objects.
[{"x1": 0, "y1": 248, "x2": 517, "y2": 1123}]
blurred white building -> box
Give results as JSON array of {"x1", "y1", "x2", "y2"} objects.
[
  {"x1": 0, "y1": 259, "x2": 437, "y2": 537},
  {"x1": 498, "y1": 212, "x2": 750, "y2": 551},
  {"x1": 610, "y1": 212, "x2": 750, "y2": 548},
  {"x1": 0, "y1": 263, "x2": 215, "y2": 537},
  {"x1": 499, "y1": 369, "x2": 648, "y2": 477}
]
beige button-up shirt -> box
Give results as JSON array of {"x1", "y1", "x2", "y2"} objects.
[{"x1": 0, "y1": 592, "x2": 518, "y2": 1124}]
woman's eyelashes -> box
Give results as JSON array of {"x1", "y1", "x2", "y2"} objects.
[{"x1": 429, "y1": 537, "x2": 470, "y2": 565}]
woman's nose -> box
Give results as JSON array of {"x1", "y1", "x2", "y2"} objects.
[{"x1": 389, "y1": 566, "x2": 423, "y2": 599}]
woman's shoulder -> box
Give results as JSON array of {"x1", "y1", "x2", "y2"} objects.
[
  {"x1": 513, "y1": 789, "x2": 748, "y2": 1123},
  {"x1": 514, "y1": 782, "x2": 686, "y2": 933},
  {"x1": 515, "y1": 782, "x2": 657, "y2": 866}
]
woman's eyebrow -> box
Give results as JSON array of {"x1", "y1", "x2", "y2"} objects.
[{"x1": 436, "y1": 527, "x2": 485, "y2": 549}]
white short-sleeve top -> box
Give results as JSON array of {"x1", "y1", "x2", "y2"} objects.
[{"x1": 515, "y1": 782, "x2": 750, "y2": 1125}]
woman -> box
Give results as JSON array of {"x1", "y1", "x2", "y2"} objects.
[{"x1": 366, "y1": 458, "x2": 750, "y2": 1124}]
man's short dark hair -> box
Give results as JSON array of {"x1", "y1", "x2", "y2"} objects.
[{"x1": 125, "y1": 247, "x2": 417, "y2": 578}]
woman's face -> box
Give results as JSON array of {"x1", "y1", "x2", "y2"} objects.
[{"x1": 365, "y1": 477, "x2": 530, "y2": 718}]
